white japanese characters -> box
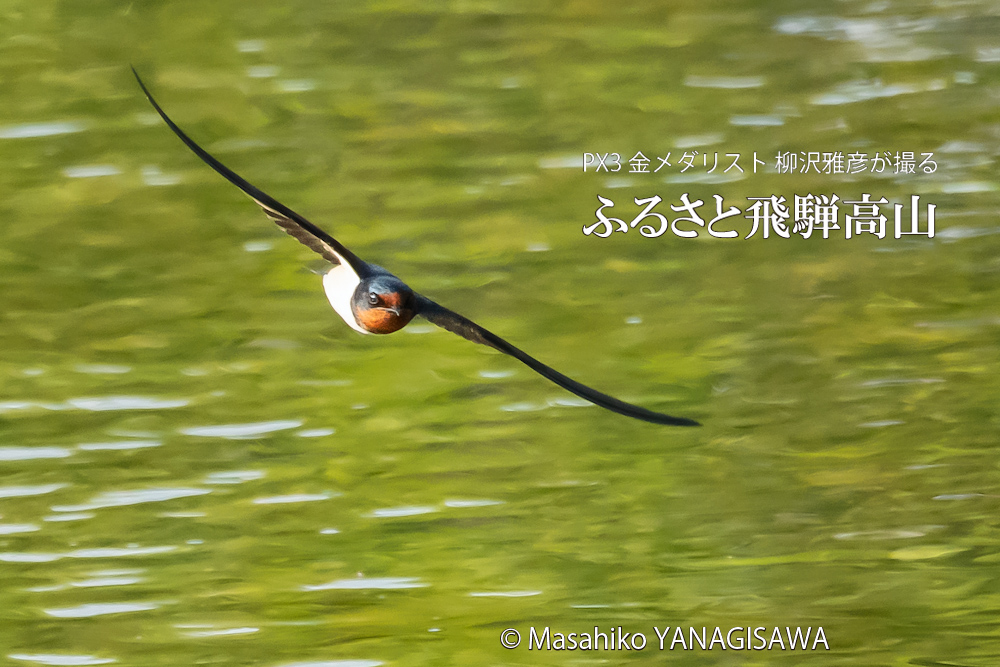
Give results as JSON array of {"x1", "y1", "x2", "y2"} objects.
[
  {"x1": 582, "y1": 151, "x2": 937, "y2": 175},
  {"x1": 584, "y1": 194, "x2": 936, "y2": 240}
]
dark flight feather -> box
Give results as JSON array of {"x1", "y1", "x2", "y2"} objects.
[
  {"x1": 415, "y1": 296, "x2": 700, "y2": 426},
  {"x1": 132, "y1": 67, "x2": 369, "y2": 277}
]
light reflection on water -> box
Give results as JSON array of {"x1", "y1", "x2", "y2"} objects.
[
  {"x1": 51, "y1": 489, "x2": 211, "y2": 513},
  {"x1": 8, "y1": 655, "x2": 116, "y2": 666},
  {"x1": 252, "y1": 493, "x2": 338, "y2": 505},
  {"x1": 301, "y1": 577, "x2": 428, "y2": 592},
  {"x1": 0, "y1": 485, "x2": 68, "y2": 499},
  {"x1": 43, "y1": 602, "x2": 162, "y2": 619},
  {"x1": 76, "y1": 441, "x2": 161, "y2": 451},
  {"x1": 178, "y1": 420, "x2": 304, "y2": 438},
  {"x1": 182, "y1": 626, "x2": 259, "y2": 637},
  {"x1": 0, "y1": 122, "x2": 86, "y2": 139},
  {"x1": 0, "y1": 448, "x2": 72, "y2": 461}
]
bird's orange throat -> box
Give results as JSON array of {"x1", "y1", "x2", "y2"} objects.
[{"x1": 356, "y1": 306, "x2": 415, "y2": 334}]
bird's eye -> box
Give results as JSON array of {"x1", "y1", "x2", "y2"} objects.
[{"x1": 368, "y1": 292, "x2": 379, "y2": 305}]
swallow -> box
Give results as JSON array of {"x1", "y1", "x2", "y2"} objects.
[{"x1": 133, "y1": 68, "x2": 699, "y2": 426}]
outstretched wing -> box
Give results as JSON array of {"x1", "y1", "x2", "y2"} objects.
[
  {"x1": 415, "y1": 295, "x2": 700, "y2": 426},
  {"x1": 132, "y1": 67, "x2": 370, "y2": 277}
]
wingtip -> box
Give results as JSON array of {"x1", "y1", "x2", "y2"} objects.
[{"x1": 130, "y1": 65, "x2": 154, "y2": 101}]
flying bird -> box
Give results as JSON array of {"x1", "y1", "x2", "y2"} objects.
[{"x1": 133, "y1": 68, "x2": 699, "y2": 426}]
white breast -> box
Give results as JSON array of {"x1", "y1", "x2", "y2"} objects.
[{"x1": 322, "y1": 264, "x2": 369, "y2": 334}]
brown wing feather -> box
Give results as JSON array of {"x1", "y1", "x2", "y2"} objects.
[{"x1": 256, "y1": 202, "x2": 344, "y2": 266}]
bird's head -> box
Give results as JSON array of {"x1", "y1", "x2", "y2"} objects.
[{"x1": 352, "y1": 274, "x2": 417, "y2": 334}]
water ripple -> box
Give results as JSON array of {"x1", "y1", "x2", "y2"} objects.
[
  {"x1": 296, "y1": 428, "x2": 336, "y2": 438},
  {"x1": 9, "y1": 654, "x2": 115, "y2": 666},
  {"x1": 859, "y1": 420, "x2": 904, "y2": 428},
  {"x1": 183, "y1": 627, "x2": 259, "y2": 637},
  {"x1": 0, "y1": 552, "x2": 62, "y2": 563},
  {"x1": 180, "y1": 420, "x2": 303, "y2": 439},
  {"x1": 730, "y1": 114, "x2": 785, "y2": 126},
  {"x1": 478, "y1": 370, "x2": 514, "y2": 379},
  {"x1": 277, "y1": 80, "x2": 317, "y2": 93},
  {"x1": 204, "y1": 470, "x2": 266, "y2": 485},
  {"x1": 0, "y1": 121, "x2": 86, "y2": 139},
  {"x1": 71, "y1": 576, "x2": 143, "y2": 588},
  {"x1": 941, "y1": 182, "x2": 996, "y2": 194},
  {"x1": 0, "y1": 524, "x2": 39, "y2": 535},
  {"x1": 774, "y1": 16, "x2": 946, "y2": 62},
  {"x1": 67, "y1": 397, "x2": 189, "y2": 412},
  {"x1": 811, "y1": 78, "x2": 945, "y2": 106},
  {"x1": 834, "y1": 529, "x2": 926, "y2": 540},
  {"x1": 859, "y1": 378, "x2": 943, "y2": 387},
  {"x1": 77, "y1": 441, "x2": 161, "y2": 451},
  {"x1": 62, "y1": 165, "x2": 121, "y2": 179},
  {"x1": 0, "y1": 401, "x2": 65, "y2": 414},
  {"x1": 44, "y1": 602, "x2": 160, "y2": 618},
  {"x1": 236, "y1": 39, "x2": 265, "y2": 53},
  {"x1": 73, "y1": 364, "x2": 131, "y2": 375},
  {"x1": 3, "y1": 545, "x2": 176, "y2": 563},
  {"x1": 302, "y1": 577, "x2": 428, "y2": 591},
  {"x1": 141, "y1": 165, "x2": 181, "y2": 187},
  {"x1": 500, "y1": 402, "x2": 545, "y2": 413},
  {"x1": 67, "y1": 546, "x2": 176, "y2": 559},
  {"x1": 0, "y1": 447, "x2": 72, "y2": 461},
  {"x1": 247, "y1": 65, "x2": 280, "y2": 78},
  {"x1": 366, "y1": 506, "x2": 438, "y2": 518},
  {"x1": 253, "y1": 492, "x2": 338, "y2": 505},
  {"x1": 685, "y1": 75, "x2": 765, "y2": 89},
  {"x1": 43, "y1": 513, "x2": 94, "y2": 523},
  {"x1": 0, "y1": 484, "x2": 67, "y2": 499},
  {"x1": 52, "y1": 488, "x2": 209, "y2": 512},
  {"x1": 547, "y1": 397, "x2": 591, "y2": 408},
  {"x1": 443, "y1": 499, "x2": 503, "y2": 508}
]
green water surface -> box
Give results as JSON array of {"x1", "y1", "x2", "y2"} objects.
[{"x1": 1, "y1": 0, "x2": 999, "y2": 665}]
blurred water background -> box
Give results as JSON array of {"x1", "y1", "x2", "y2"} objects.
[{"x1": 1, "y1": 0, "x2": 999, "y2": 664}]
